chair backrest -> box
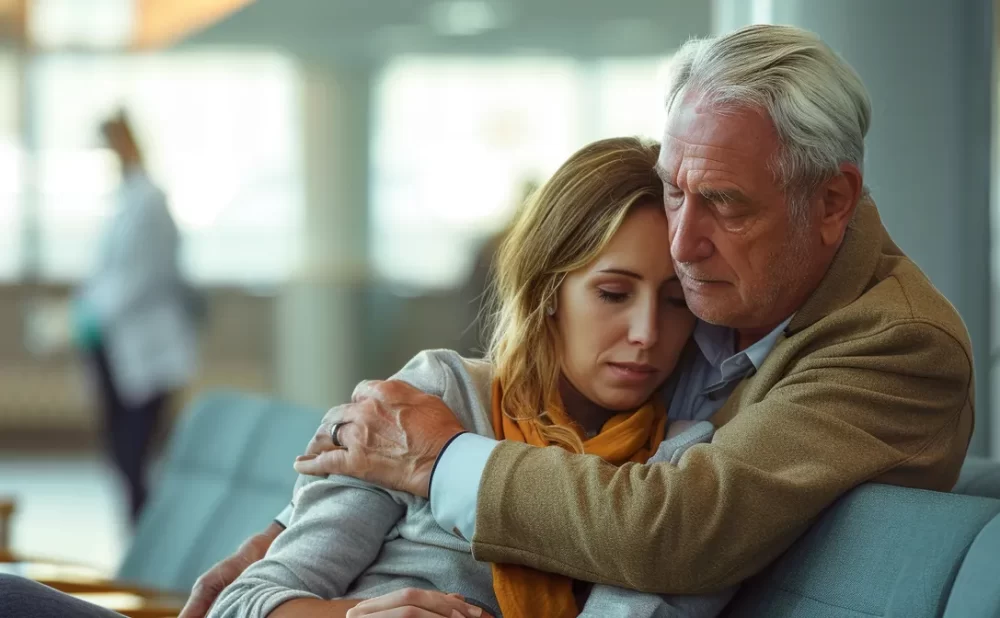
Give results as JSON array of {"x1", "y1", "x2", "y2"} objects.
[
  {"x1": 942, "y1": 509, "x2": 1000, "y2": 617},
  {"x1": 725, "y1": 484, "x2": 1000, "y2": 618},
  {"x1": 116, "y1": 391, "x2": 323, "y2": 593},
  {"x1": 953, "y1": 456, "x2": 1000, "y2": 500}
]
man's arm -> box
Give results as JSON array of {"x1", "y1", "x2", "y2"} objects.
[
  {"x1": 470, "y1": 322, "x2": 972, "y2": 593},
  {"x1": 294, "y1": 323, "x2": 971, "y2": 595}
]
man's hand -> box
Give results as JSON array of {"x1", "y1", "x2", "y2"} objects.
[
  {"x1": 293, "y1": 380, "x2": 465, "y2": 498},
  {"x1": 346, "y1": 589, "x2": 492, "y2": 618},
  {"x1": 178, "y1": 523, "x2": 282, "y2": 618}
]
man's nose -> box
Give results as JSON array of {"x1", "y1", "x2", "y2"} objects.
[{"x1": 668, "y1": 202, "x2": 714, "y2": 263}]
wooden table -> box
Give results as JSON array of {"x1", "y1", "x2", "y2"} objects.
[{"x1": 0, "y1": 560, "x2": 185, "y2": 618}]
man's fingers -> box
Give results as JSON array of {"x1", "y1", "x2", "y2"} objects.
[
  {"x1": 293, "y1": 447, "x2": 350, "y2": 476},
  {"x1": 304, "y1": 404, "x2": 362, "y2": 457},
  {"x1": 353, "y1": 378, "x2": 424, "y2": 404},
  {"x1": 348, "y1": 588, "x2": 484, "y2": 618},
  {"x1": 352, "y1": 379, "x2": 381, "y2": 402}
]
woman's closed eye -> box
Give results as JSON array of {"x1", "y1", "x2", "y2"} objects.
[{"x1": 597, "y1": 288, "x2": 629, "y2": 304}]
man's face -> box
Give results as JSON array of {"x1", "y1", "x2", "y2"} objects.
[{"x1": 656, "y1": 95, "x2": 821, "y2": 332}]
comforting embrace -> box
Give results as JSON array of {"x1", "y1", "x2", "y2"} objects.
[
  {"x1": 187, "y1": 23, "x2": 974, "y2": 618},
  {"x1": 4, "y1": 22, "x2": 970, "y2": 618}
]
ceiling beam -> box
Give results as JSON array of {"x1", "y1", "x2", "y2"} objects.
[{"x1": 132, "y1": 0, "x2": 255, "y2": 49}]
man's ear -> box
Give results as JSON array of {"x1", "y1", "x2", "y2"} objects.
[{"x1": 817, "y1": 162, "x2": 862, "y2": 247}]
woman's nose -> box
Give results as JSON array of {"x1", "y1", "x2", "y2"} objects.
[{"x1": 627, "y1": 303, "x2": 659, "y2": 349}]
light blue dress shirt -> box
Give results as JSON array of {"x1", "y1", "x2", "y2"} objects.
[{"x1": 430, "y1": 316, "x2": 794, "y2": 540}]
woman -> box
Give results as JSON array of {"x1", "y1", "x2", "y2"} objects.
[{"x1": 208, "y1": 137, "x2": 733, "y2": 618}]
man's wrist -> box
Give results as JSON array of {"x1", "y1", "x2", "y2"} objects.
[
  {"x1": 427, "y1": 430, "x2": 469, "y2": 499},
  {"x1": 429, "y1": 433, "x2": 499, "y2": 539}
]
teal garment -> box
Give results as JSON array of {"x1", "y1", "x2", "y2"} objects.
[{"x1": 72, "y1": 299, "x2": 103, "y2": 350}]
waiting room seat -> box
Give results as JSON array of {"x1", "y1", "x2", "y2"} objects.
[
  {"x1": 954, "y1": 456, "x2": 1000, "y2": 500},
  {"x1": 724, "y1": 484, "x2": 1000, "y2": 617},
  {"x1": 116, "y1": 392, "x2": 323, "y2": 594}
]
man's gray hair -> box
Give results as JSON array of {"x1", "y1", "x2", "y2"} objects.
[{"x1": 665, "y1": 24, "x2": 871, "y2": 217}]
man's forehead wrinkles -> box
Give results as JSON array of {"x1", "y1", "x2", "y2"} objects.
[
  {"x1": 665, "y1": 133, "x2": 749, "y2": 157},
  {"x1": 663, "y1": 157, "x2": 740, "y2": 183}
]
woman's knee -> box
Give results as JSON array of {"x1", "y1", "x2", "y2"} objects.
[{"x1": 0, "y1": 574, "x2": 124, "y2": 617}]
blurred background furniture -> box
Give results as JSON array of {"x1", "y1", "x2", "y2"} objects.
[
  {"x1": 2, "y1": 391, "x2": 322, "y2": 617},
  {"x1": 117, "y1": 392, "x2": 324, "y2": 593},
  {"x1": 0, "y1": 497, "x2": 13, "y2": 562}
]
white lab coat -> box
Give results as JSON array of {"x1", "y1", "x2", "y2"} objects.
[{"x1": 78, "y1": 168, "x2": 198, "y2": 407}]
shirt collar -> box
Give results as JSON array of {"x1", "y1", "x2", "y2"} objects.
[
  {"x1": 692, "y1": 314, "x2": 794, "y2": 373},
  {"x1": 744, "y1": 315, "x2": 794, "y2": 370}
]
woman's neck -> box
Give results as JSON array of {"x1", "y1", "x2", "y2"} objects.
[{"x1": 558, "y1": 375, "x2": 619, "y2": 438}]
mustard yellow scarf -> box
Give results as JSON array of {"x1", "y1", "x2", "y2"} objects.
[{"x1": 489, "y1": 379, "x2": 667, "y2": 618}]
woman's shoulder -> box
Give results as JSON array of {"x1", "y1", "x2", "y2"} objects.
[
  {"x1": 392, "y1": 349, "x2": 491, "y2": 386},
  {"x1": 391, "y1": 349, "x2": 495, "y2": 437}
]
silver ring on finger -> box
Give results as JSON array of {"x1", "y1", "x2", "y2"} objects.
[{"x1": 329, "y1": 421, "x2": 349, "y2": 448}]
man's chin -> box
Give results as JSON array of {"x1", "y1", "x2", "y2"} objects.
[{"x1": 688, "y1": 299, "x2": 743, "y2": 327}]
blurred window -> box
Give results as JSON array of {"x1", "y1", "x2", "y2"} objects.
[
  {"x1": 0, "y1": 53, "x2": 22, "y2": 281},
  {"x1": 592, "y1": 57, "x2": 674, "y2": 140},
  {"x1": 32, "y1": 51, "x2": 302, "y2": 284},
  {"x1": 372, "y1": 55, "x2": 672, "y2": 289}
]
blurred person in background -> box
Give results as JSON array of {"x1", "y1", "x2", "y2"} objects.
[{"x1": 73, "y1": 110, "x2": 200, "y2": 523}]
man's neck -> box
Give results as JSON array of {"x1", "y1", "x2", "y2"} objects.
[{"x1": 736, "y1": 327, "x2": 775, "y2": 352}]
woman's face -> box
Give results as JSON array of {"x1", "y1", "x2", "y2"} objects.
[{"x1": 554, "y1": 203, "x2": 695, "y2": 411}]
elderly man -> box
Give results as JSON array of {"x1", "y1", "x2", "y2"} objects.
[{"x1": 173, "y1": 24, "x2": 973, "y2": 617}]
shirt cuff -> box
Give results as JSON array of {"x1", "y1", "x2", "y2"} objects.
[
  {"x1": 274, "y1": 503, "x2": 293, "y2": 529},
  {"x1": 429, "y1": 432, "x2": 498, "y2": 540}
]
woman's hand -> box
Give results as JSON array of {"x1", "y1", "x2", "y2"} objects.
[
  {"x1": 666, "y1": 419, "x2": 699, "y2": 439},
  {"x1": 346, "y1": 588, "x2": 492, "y2": 618},
  {"x1": 179, "y1": 523, "x2": 282, "y2": 618}
]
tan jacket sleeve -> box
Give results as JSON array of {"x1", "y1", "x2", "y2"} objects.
[{"x1": 470, "y1": 320, "x2": 973, "y2": 594}]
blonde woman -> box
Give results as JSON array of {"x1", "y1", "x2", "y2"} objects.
[{"x1": 208, "y1": 137, "x2": 733, "y2": 618}]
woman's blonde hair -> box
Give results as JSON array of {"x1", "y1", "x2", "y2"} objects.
[{"x1": 484, "y1": 136, "x2": 663, "y2": 453}]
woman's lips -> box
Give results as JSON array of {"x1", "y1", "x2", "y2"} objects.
[{"x1": 606, "y1": 362, "x2": 659, "y2": 383}]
